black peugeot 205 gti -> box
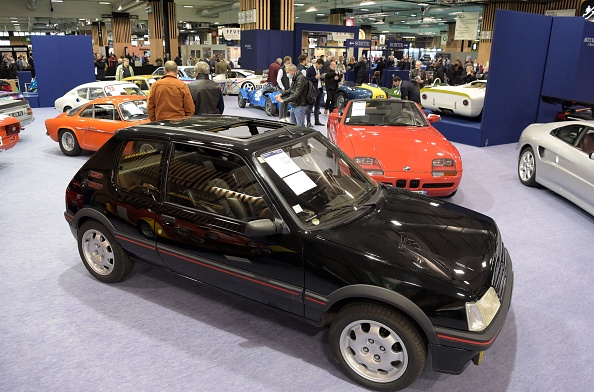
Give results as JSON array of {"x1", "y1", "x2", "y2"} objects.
[{"x1": 64, "y1": 115, "x2": 513, "y2": 391}]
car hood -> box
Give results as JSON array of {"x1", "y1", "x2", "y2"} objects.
[
  {"x1": 315, "y1": 187, "x2": 498, "y2": 294},
  {"x1": 346, "y1": 125, "x2": 457, "y2": 172}
]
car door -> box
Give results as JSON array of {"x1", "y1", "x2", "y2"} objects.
[
  {"x1": 81, "y1": 103, "x2": 121, "y2": 150},
  {"x1": 555, "y1": 126, "x2": 594, "y2": 208},
  {"x1": 542, "y1": 124, "x2": 584, "y2": 190},
  {"x1": 108, "y1": 138, "x2": 168, "y2": 267},
  {"x1": 154, "y1": 142, "x2": 305, "y2": 316}
]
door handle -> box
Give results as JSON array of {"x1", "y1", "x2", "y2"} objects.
[
  {"x1": 161, "y1": 214, "x2": 176, "y2": 226},
  {"x1": 87, "y1": 126, "x2": 96, "y2": 131}
]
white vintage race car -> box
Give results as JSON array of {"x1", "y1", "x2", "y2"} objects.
[
  {"x1": 517, "y1": 120, "x2": 594, "y2": 216},
  {"x1": 213, "y1": 69, "x2": 264, "y2": 95},
  {"x1": 421, "y1": 80, "x2": 487, "y2": 118}
]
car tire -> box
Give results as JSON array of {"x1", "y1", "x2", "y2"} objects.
[
  {"x1": 265, "y1": 99, "x2": 276, "y2": 116},
  {"x1": 238, "y1": 94, "x2": 246, "y2": 108},
  {"x1": 59, "y1": 129, "x2": 82, "y2": 156},
  {"x1": 336, "y1": 92, "x2": 347, "y2": 108},
  {"x1": 242, "y1": 81, "x2": 256, "y2": 91},
  {"x1": 78, "y1": 220, "x2": 135, "y2": 283},
  {"x1": 446, "y1": 189, "x2": 458, "y2": 198},
  {"x1": 518, "y1": 146, "x2": 537, "y2": 187},
  {"x1": 63, "y1": 106, "x2": 72, "y2": 113},
  {"x1": 329, "y1": 302, "x2": 426, "y2": 391}
]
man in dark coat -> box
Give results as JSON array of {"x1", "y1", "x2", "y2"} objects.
[
  {"x1": 353, "y1": 57, "x2": 368, "y2": 85},
  {"x1": 94, "y1": 53, "x2": 107, "y2": 81},
  {"x1": 324, "y1": 60, "x2": 342, "y2": 114},
  {"x1": 188, "y1": 61, "x2": 224, "y2": 115},
  {"x1": 392, "y1": 76, "x2": 420, "y2": 104},
  {"x1": 306, "y1": 58, "x2": 325, "y2": 127},
  {"x1": 275, "y1": 64, "x2": 309, "y2": 126}
]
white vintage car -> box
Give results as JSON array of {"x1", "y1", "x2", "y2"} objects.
[
  {"x1": 213, "y1": 69, "x2": 264, "y2": 95},
  {"x1": 421, "y1": 80, "x2": 487, "y2": 118},
  {"x1": 517, "y1": 120, "x2": 594, "y2": 216},
  {"x1": 54, "y1": 81, "x2": 145, "y2": 112}
]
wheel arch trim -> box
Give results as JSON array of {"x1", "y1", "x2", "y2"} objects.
[
  {"x1": 313, "y1": 284, "x2": 438, "y2": 344},
  {"x1": 73, "y1": 208, "x2": 117, "y2": 233}
]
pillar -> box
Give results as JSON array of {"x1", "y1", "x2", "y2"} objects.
[
  {"x1": 147, "y1": 0, "x2": 164, "y2": 63},
  {"x1": 91, "y1": 22, "x2": 107, "y2": 54},
  {"x1": 111, "y1": 13, "x2": 131, "y2": 58},
  {"x1": 328, "y1": 8, "x2": 347, "y2": 26},
  {"x1": 240, "y1": 0, "x2": 294, "y2": 31},
  {"x1": 162, "y1": 0, "x2": 178, "y2": 59}
]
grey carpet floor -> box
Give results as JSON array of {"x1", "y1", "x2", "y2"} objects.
[{"x1": 0, "y1": 97, "x2": 592, "y2": 391}]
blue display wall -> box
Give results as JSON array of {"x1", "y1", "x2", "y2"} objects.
[
  {"x1": 241, "y1": 30, "x2": 293, "y2": 73},
  {"x1": 31, "y1": 36, "x2": 95, "y2": 108}
]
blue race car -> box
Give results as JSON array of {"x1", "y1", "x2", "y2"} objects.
[{"x1": 237, "y1": 84, "x2": 289, "y2": 116}]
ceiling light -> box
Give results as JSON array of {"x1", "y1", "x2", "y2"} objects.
[
  {"x1": 317, "y1": 13, "x2": 325, "y2": 16},
  {"x1": 418, "y1": 3, "x2": 429, "y2": 6},
  {"x1": 401, "y1": 20, "x2": 406, "y2": 23},
  {"x1": 294, "y1": 3, "x2": 304, "y2": 5},
  {"x1": 411, "y1": 14, "x2": 416, "y2": 17},
  {"x1": 360, "y1": 1, "x2": 375, "y2": 5},
  {"x1": 52, "y1": 0, "x2": 63, "y2": 2},
  {"x1": 99, "y1": 1, "x2": 110, "y2": 4},
  {"x1": 295, "y1": 16, "x2": 299, "y2": 19},
  {"x1": 361, "y1": 8, "x2": 369, "y2": 11},
  {"x1": 306, "y1": 6, "x2": 318, "y2": 12},
  {"x1": 184, "y1": 5, "x2": 193, "y2": 7}
]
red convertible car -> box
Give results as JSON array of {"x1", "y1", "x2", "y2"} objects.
[
  {"x1": 0, "y1": 114, "x2": 20, "y2": 152},
  {"x1": 327, "y1": 99, "x2": 462, "y2": 197}
]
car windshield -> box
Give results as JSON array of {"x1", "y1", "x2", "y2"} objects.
[
  {"x1": 183, "y1": 68, "x2": 196, "y2": 78},
  {"x1": 464, "y1": 81, "x2": 487, "y2": 89},
  {"x1": 345, "y1": 100, "x2": 428, "y2": 127},
  {"x1": 258, "y1": 135, "x2": 377, "y2": 227},
  {"x1": 104, "y1": 84, "x2": 145, "y2": 97},
  {"x1": 118, "y1": 100, "x2": 148, "y2": 121}
]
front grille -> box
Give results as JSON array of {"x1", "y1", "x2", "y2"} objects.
[
  {"x1": 395, "y1": 180, "x2": 406, "y2": 188},
  {"x1": 423, "y1": 183, "x2": 454, "y2": 189},
  {"x1": 409, "y1": 180, "x2": 420, "y2": 188},
  {"x1": 491, "y1": 242, "x2": 508, "y2": 300}
]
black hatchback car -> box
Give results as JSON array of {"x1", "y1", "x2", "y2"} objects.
[{"x1": 65, "y1": 116, "x2": 513, "y2": 391}]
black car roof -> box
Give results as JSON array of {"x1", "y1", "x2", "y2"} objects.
[{"x1": 120, "y1": 115, "x2": 317, "y2": 153}]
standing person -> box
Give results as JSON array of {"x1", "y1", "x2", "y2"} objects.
[
  {"x1": 267, "y1": 58, "x2": 282, "y2": 86},
  {"x1": 296, "y1": 54, "x2": 308, "y2": 76},
  {"x1": 392, "y1": 76, "x2": 420, "y2": 104},
  {"x1": 461, "y1": 64, "x2": 476, "y2": 84},
  {"x1": 188, "y1": 61, "x2": 224, "y2": 115},
  {"x1": 306, "y1": 58, "x2": 325, "y2": 127},
  {"x1": 94, "y1": 53, "x2": 107, "y2": 81},
  {"x1": 174, "y1": 54, "x2": 182, "y2": 66},
  {"x1": 7, "y1": 57, "x2": 18, "y2": 79},
  {"x1": 163, "y1": 53, "x2": 170, "y2": 62},
  {"x1": 324, "y1": 60, "x2": 342, "y2": 114},
  {"x1": 410, "y1": 61, "x2": 426, "y2": 87},
  {"x1": 216, "y1": 57, "x2": 231, "y2": 75},
  {"x1": 448, "y1": 58, "x2": 463, "y2": 86},
  {"x1": 115, "y1": 58, "x2": 134, "y2": 81},
  {"x1": 275, "y1": 64, "x2": 309, "y2": 127},
  {"x1": 346, "y1": 56, "x2": 356, "y2": 71},
  {"x1": 433, "y1": 59, "x2": 446, "y2": 84},
  {"x1": 353, "y1": 56, "x2": 367, "y2": 86},
  {"x1": 276, "y1": 56, "x2": 292, "y2": 122},
  {"x1": 187, "y1": 55, "x2": 196, "y2": 66},
  {"x1": 28, "y1": 52, "x2": 34, "y2": 68},
  {"x1": 375, "y1": 56, "x2": 386, "y2": 83},
  {"x1": 147, "y1": 61, "x2": 195, "y2": 121}
]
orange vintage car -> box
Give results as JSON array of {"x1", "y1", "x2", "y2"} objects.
[
  {"x1": 327, "y1": 99, "x2": 462, "y2": 197},
  {"x1": 0, "y1": 114, "x2": 20, "y2": 152},
  {"x1": 45, "y1": 96, "x2": 150, "y2": 156}
]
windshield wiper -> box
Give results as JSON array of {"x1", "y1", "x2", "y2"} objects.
[{"x1": 304, "y1": 203, "x2": 374, "y2": 223}]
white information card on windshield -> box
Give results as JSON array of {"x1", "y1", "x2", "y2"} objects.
[
  {"x1": 261, "y1": 149, "x2": 300, "y2": 178},
  {"x1": 351, "y1": 101, "x2": 367, "y2": 117},
  {"x1": 283, "y1": 171, "x2": 316, "y2": 195}
]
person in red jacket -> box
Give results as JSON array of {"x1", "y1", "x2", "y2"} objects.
[{"x1": 267, "y1": 58, "x2": 282, "y2": 86}]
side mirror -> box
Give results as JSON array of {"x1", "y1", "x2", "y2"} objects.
[
  {"x1": 338, "y1": 110, "x2": 344, "y2": 117},
  {"x1": 590, "y1": 152, "x2": 594, "y2": 160},
  {"x1": 245, "y1": 219, "x2": 282, "y2": 237},
  {"x1": 427, "y1": 114, "x2": 441, "y2": 123}
]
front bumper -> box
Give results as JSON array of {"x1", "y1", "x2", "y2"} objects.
[
  {"x1": 429, "y1": 247, "x2": 514, "y2": 374},
  {"x1": 372, "y1": 171, "x2": 462, "y2": 197}
]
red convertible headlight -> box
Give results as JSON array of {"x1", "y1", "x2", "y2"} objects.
[
  {"x1": 462, "y1": 99, "x2": 469, "y2": 106},
  {"x1": 354, "y1": 157, "x2": 384, "y2": 176},
  {"x1": 432, "y1": 158, "x2": 457, "y2": 177},
  {"x1": 422, "y1": 94, "x2": 427, "y2": 100}
]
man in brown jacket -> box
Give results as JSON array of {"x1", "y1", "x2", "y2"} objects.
[{"x1": 147, "y1": 61, "x2": 195, "y2": 121}]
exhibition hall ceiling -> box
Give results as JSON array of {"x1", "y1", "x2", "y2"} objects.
[{"x1": 3, "y1": 0, "x2": 562, "y2": 38}]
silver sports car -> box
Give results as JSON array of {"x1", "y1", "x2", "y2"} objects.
[{"x1": 517, "y1": 120, "x2": 594, "y2": 215}]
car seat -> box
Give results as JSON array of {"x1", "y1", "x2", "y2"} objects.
[{"x1": 579, "y1": 132, "x2": 594, "y2": 155}]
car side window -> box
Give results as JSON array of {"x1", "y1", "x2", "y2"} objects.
[
  {"x1": 89, "y1": 88, "x2": 104, "y2": 100},
  {"x1": 551, "y1": 124, "x2": 582, "y2": 145},
  {"x1": 115, "y1": 140, "x2": 166, "y2": 198},
  {"x1": 79, "y1": 106, "x2": 94, "y2": 118},
  {"x1": 76, "y1": 88, "x2": 88, "y2": 99},
  {"x1": 93, "y1": 104, "x2": 119, "y2": 120},
  {"x1": 165, "y1": 143, "x2": 272, "y2": 222}
]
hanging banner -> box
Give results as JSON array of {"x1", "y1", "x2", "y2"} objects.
[
  {"x1": 345, "y1": 39, "x2": 371, "y2": 48},
  {"x1": 454, "y1": 12, "x2": 480, "y2": 40},
  {"x1": 386, "y1": 40, "x2": 410, "y2": 49},
  {"x1": 220, "y1": 28, "x2": 241, "y2": 41}
]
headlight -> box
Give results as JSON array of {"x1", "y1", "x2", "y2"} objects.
[
  {"x1": 432, "y1": 158, "x2": 457, "y2": 177},
  {"x1": 466, "y1": 287, "x2": 501, "y2": 332},
  {"x1": 354, "y1": 156, "x2": 384, "y2": 176}
]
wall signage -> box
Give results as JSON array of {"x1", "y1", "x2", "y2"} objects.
[
  {"x1": 345, "y1": 39, "x2": 371, "y2": 48},
  {"x1": 581, "y1": 1, "x2": 594, "y2": 20}
]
